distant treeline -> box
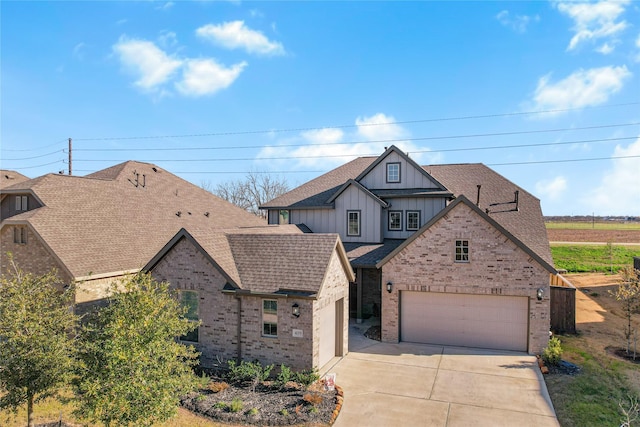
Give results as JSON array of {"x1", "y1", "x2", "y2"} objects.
[{"x1": 545, "y1": 216, "x2": 640, "y2": 222}]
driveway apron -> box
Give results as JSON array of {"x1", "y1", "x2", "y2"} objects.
[{"x1": 322, "y1": 325, "x2": 560, "y2": 427}]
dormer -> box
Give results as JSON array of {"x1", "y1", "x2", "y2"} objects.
[
  {"x1": 0, "y1": 192, "x2": 42, "y2": 220},
  {"x1": 356, "y1": 145, "x2": 448, "y2": 191}
]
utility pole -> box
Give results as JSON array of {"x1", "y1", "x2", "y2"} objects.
[{"x1": 68, "y1": 138, "x2": 72, "y2": 176}]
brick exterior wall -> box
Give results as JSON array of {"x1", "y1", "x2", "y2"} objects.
[
  {"x1": 381, "y1": 203, "x2": 550, "y2": 355},
  {"x1": 150, "y1": 237, "x2": 350, "y2": 371},
  {"x1": 313, "y1": 250, "x2": 350, "y2": 367},
  {"x1": 0, "y1": 225, "x2": 72, "y2": 287}
]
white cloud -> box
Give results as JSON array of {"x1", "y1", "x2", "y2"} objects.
[
  {"x1": 586, "y1": 137, "x2": 640, "y2": 215},
  {"x1": 530, "y1": 65, "x2": 631, "y2": 112},
  {"x1": 112, "y1": 36, "x2": 182, "y2": 91},
  {"x1": 496, "y1": 10, "x2": 539, "y2": 33},
  {"x1": 555, "y1": 0, "x2": 630, "y2": 52},
  {"x1": 596, "y1": 42, "x2": 614, "y2": 54},
  {"x1": 175, "y1": 58, "x2": 247, "y2": 97},
  {"x1": 636, "y1": 33, "x2": 640, "y2": 48},
  {"x1": 535, "y1": 176, "x2": 568, "y2": 201},
  {"x1": 196, "y1": 21, "x2": 285, "y2": 56},
  {"x1": 158, "y1": 30, "x2": 178, "y2": 48},
  {"x1": 116, "y1": 19, "x2": 127, "y2": 26},
  {"x1": 73, "y1": 42, "x2": 86, "y2": 60},
  {"x1": 255, "y1": 113, "x2": 441, "y2": 170},
  {"x1": 156, "y1": 2, "x2": 174, "y2": 11}
]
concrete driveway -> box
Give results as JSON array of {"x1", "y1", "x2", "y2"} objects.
[{"x1": 322, "y1": 325, "x2": 559, "y2": 427}]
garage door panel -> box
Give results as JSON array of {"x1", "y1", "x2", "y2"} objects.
[{"x1": 400, "y1": 292, "x2": 528, "y2": 352}]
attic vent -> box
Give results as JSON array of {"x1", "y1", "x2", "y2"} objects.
[
  {"x1": 152, "y1": 167, "x2": 158, "y2": 172},
  {"x1": 204, "y1": 212, "x2": 210, "y2": 217},
  {"x1": 486, "y1": 190, "x2": 519, "y2": 214},
  {"x1": 176, "y1": 211, "x2": 182, "y2": 217}
]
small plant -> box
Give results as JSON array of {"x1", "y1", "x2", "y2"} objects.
[
  {"x1": 310, "y1": 405, "x2": 319, "y2": 414},
  {"x1": 195, "y1": 394, "x2": 207, "y2": 402},
  {"x1": 208, "y1": 381, "x2": 229, "y2": 393},
  {"x1": 303, "y1": 392, "x2": 323, "y2": 406},
  {"x1": 294, "y1": 368, "x2": 320, "y2": 388},
  {"x1": 276, "y1": 364, "x2": 293, "y2": 388},
  {"x1": 280, "y1": 408, "x2": 289, "y2": 416},
  {"x1": 542, "y1": 336, "x2": 563, "y2": 366},
  {"x1": 227, "y1": 360, "x2": 274, "y2": 392},
  {"x1": 229, "y1": 398, "x2": 244, "y2": 413},
  {"x1": 248, "y1": 407, "x2": 259, "y2": 416},
  {"x1": 619, "y1": 395, "x2": 639, "y2": 427},
  {"x1": 213, "y1": 402, "x2": 228, "y2": 410}
]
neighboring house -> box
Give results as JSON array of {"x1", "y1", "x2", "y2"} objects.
[
  {"x1": 144, "y1": 227, "x2": 354, "y2": 371},
  {"x1": 262, "y1": 146, "x2": 558, "y2": 354},
  {"x1": 1, "y1": 170, "x2": 30, "y2": 189},
  {"x1": 0, "y1": 161, "x2": 266, "y2": 308}
]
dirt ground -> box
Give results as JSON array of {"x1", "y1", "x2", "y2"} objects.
[
  {"x1": 547, "y1": 229, "x2": 640, "y2": 244},
  {"x1": 566, "y1": 273, "x2": 640, "y2": 392}
]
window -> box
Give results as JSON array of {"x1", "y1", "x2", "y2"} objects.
[
  {"x1": 386, "y1": 162, "x2": 400, "y2": 183},
  {"x1": 15, "y1": 196, "x2": 28, "y2": 211},
  {"x1": 180, "y1": 291, "x2": 199, "y2": 342},
  {"x1": 279, "y1": 210, "x2": 289, "y2": 225},
  {"x1": 347, "y1": 211, "x2": 361, "y2": 236},
  {"x1": 455, "y1": 240, "x2": 469, "y2": 262},
  {"x1": 388, "y1": 211, "x2": 402, "y2": 231},
  {"x1": 407, "y1": 211, "x2": 420, "y2": 231},
  {"x1": 263, "y1": 299, "x2": 278, "y2": 337},
  {"x1": 13, "y1": 226, "x2": 27, "y2": 244}
]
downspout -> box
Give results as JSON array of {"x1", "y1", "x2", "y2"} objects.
[{"x1": 235, "y1": 295, "x2": 242, "y2": 362}]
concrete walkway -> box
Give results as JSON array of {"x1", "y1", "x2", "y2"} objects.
[{"x1": 322, "y1": 321, "x2": 559, "y2": 427}]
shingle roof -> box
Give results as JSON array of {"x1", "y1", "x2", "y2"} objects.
[
  {"x1": 424, "y1": 163, "x2": 553, "y2": 266},
  {"x1": 1, "y1": 170, "x2": 30, "y2": 189},
  {"x1": 343, "y1": 239, "x2": 405, "y2": 268},
  {"x1": 227, "y1": 233, "x2": 344, "y2": 293},
  {"x1": 1, "y1": 161, "x2": 267, "y2": 279},
  {"x1": 260, "y1": 157, "x2": 376, "y2": 208},
  {"x1": 146, "y1": 227, "x2": 354, "y2": 295}
]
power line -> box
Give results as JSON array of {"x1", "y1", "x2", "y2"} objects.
[
  {"x1": 488, "y1": 155, "x2": 640, "y2": 167},
  {"x1": 2, "y1": 150, "x2": 64, "y2": 161},
  {"x1": 72, "y1": 122, "x2": 640, "y2": 152},
  {"x1": 3, "y1": 159, "x2": 66, "y2": 170},
  {"x1": 1, "y1": 139, "x2": 67, "y2": 152},
  {"x1": 71, "y1": 135, "x2": 637, "y2": 163},
  {"x1": 72, "y1": 102, "x2": 640, "y2": 141}
]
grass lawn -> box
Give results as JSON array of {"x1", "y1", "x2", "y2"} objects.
[
  {"x1": 550, "y1": 244, "x2": 638, "y2": 273},
  {"x1": 0, "y1": 392, "x2": 223, "y2": 427},
  {"x1": 545, "y1": 334, "x2": 640, "y2": 427},
  {"x1": 546, "y1": 222, "x2": 640, "y2": 230}
]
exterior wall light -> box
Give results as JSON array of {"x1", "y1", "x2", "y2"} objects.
[
  {"x1": 386, "y1": 282, "x2": 393, "y2": 293},
  {"x1": 292, "y1": 303, "x2": 300, "y2": 318},
  {"x1": 537, "y1": 288, "x2": 544, "y2": 301}
]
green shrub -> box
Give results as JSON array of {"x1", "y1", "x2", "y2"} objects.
[
  {"x1": 276, "y1": 364, "x2": 293, "y2": 388},
  {"x1": 293, "y1": 369, "x2": 319, "y2": 388},
  {"x1": 227, "y1": 360, "x2": 274, "y2": 392},
  {"x1": 280, "y1": 408, "x2": 289, "y2": 416},
  {"x1": 248, "y1": 407, "x2": 259, "y2": 416},
  {"x1": 213, "y1": 402, "x2": 228, "y2": 410},
  {"x1": 542, "y1": 337, "x2": 563, "y2": 366},
  {"x1": 229, "y1": 398, "x2": 244, "y2": 413}
]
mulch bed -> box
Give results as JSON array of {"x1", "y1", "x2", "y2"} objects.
[
  {"x1": 607, "y1": 346, "x2": 640, "y2": 364},
  {"x1": 182, "y1": 380, "x2": 341, "y2": 426},
  {"x1": 545, "y1": 360, "x2": 581, "y2": 375},
  {"x1": 364, "y1": 325, "x2": 381, "y2": 341}
]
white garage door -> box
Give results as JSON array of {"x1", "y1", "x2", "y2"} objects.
[
  {"x1": 318, "y1": 302, "x2": 336, "y2": 368},
  {"x1": 400, "y1": 292, "x2": 528, "y2": 352}
]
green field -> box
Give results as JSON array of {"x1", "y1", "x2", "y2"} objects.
[
  {"x1": 546, "y1": 222, "x2": 640, "y2": 230},
  {"x1": 551, "y1": 244, "x2": 639, "y2": 273}
]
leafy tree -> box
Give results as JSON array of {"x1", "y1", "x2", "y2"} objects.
[
  {"x1": 609, "y1": 267, "x2": 640, "y2": 357},
  {"x1": 73, "y1": 273, "x2": 204, "y2": 426},
  {"x1": 0, "y1": 258, "x2": 77, "y2": 427},
  {"x1": 203, "y1": 172, "x2": 289, "y2": 217}
]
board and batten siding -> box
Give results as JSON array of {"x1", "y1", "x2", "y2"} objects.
[
  {"x1": 290, "y1": 208, "x2": 337, "y2": 233},
  {"x1": 383, "y1": 198, "x2": 447, "y2": 239},
  {"x1": 334, "y1": 185, "x2": 382, "y2": 243},
  {"x1": 359, "y1": 151, "x2": 440, "y2": 190}
]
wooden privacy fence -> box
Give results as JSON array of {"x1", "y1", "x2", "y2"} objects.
[{"x1": 550, "y1": 274, "x2": 576, "y2": 334}]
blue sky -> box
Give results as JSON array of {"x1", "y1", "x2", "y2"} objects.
[{"x1": 2, "y1": 0, "x2": 639, "y2": 216}]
